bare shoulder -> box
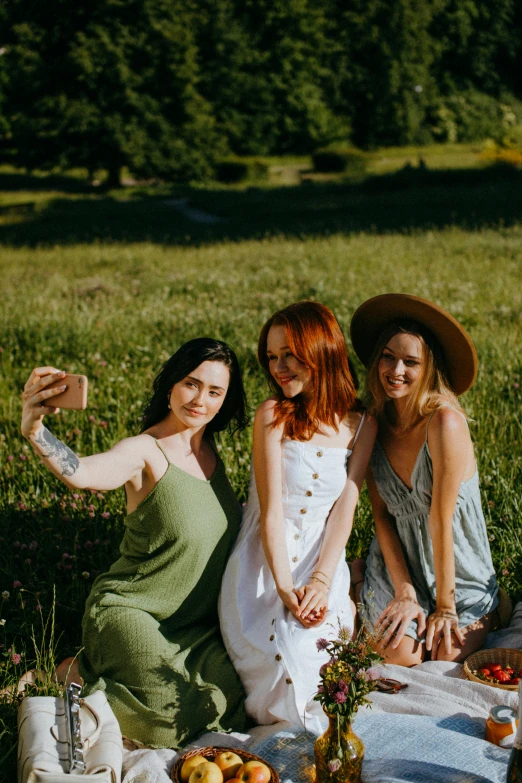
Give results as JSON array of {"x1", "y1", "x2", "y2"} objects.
[
  {"x1": 112, "y1": 433, "x2": 157, "y2": 460},
  {"x1": 429, "y1": 406, "x2": 468, "y2": 438},
  {"x1": 255, "y1": 397, "x2": 278, "y2": 425},
  {"x1": 427, "y1": 407, "x2": 471, "y2": 460},
  {"x1": 361, "y1": 411, "x2": 378, "y2": 437}
]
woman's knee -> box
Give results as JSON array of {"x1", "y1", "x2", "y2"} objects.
[{"x1": 377, "y1": 635, "x2": 425, "y2": 667}]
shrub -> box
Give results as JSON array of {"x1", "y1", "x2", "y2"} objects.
[
  {"x1": 215, "y1": 159, "x2": 269, "y2": 184},
  {"x1": 312, "y1": 148, "x2": 367, "y2": 176},
  {"x1": 429, "y1": 91, "x2": 522, "y2": 145}
]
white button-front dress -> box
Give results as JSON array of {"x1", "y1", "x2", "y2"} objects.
[{"x1": 218, "y1": 435, "x2": 359, "y2": 735}]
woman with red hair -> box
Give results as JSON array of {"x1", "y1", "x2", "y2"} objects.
[{"x1": 219, "y1": 301, "x2": 376, "y2": 733}]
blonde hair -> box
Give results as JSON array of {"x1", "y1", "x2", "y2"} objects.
[{"x1": 364, "y1": 320, "x2": 466, "y2": 430}]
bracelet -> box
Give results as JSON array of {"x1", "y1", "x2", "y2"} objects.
[
  {"x1": 310, "y1": 576, "x2": 329, "y2": 589},
  {"x1": 312, "y1": 569, "x2": 331, "y2": 584}
]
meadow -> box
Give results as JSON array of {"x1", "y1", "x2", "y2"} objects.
[{"x1": 0, "y1": 145, "x2": 521, "y2": 770}]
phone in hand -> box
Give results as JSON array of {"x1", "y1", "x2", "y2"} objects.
[{"x1": 46, "y1": 374, "x2": 88, "y2": 410}]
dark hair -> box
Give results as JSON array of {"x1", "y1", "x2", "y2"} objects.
[{"x1": 141, "y1": 338, "x2": 248, "y2": 435}]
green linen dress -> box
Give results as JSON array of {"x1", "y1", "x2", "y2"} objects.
[{"x1": 78, "y1": 438, "x2": 247, "y2": 748}]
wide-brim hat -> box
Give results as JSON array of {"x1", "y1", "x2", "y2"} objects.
[{"x1": 350, "y1": 293, "x2": 478, "y2": 395}]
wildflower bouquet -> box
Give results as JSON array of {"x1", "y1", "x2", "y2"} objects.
[{"x1": 314, "y1": 624, "x2": 383, "y2": 722}]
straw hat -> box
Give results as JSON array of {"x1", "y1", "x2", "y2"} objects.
[{"x1": 350, "y1": 293, "x2": 478, "y2": 395}]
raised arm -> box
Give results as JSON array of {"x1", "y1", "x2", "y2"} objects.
[
  {"x1": 21, "y1": 367, "x2": 145, "y2": 491},
  {"x1": 297, "y1": 414, "x2": 377, "y2": 621},
  {"x1": 424, "y1": 407, "x2": 470, "y2": 656},
  {"x1": 367, "y1": 466, "x2": 427, "y2": 649},
  {"x1": 253, "y1": 400, "x2": 302, "y2": 622}
]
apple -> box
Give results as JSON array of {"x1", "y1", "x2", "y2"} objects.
[
  {"x1": 236, "y1": 761, "x2": 271, "y2": 783},
  {"x1": 214, "y1": 752, "x2": 244, "y2": 781},
  {"x1": 181, "y1": 756, "x2": 208, "y2": 782},
  {"x1": 189, "y1": 761, "x2": 224, "y2": 783}
]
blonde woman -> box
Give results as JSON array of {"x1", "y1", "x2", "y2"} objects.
[{"x1": 350, "y1": 294, "x2": 498, "y2": 667}]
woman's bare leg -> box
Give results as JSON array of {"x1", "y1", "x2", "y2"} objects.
[
  {"x1": 55, "y1": 656, "x2": 83, "y2": 686},
  {"x1": 432, "y1": 613, "x2": 493, "y2": 663},
  {"x1": 374, "y1": 633, "x2": 425, "y2": 667}
]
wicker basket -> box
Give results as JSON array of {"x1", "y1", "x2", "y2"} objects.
[
  {"x1": 463, "y1": 647, "x2": 522, "y2": 691},
  {"x1": 171, "y1": 746, "x2": 280, "y2": 783}
]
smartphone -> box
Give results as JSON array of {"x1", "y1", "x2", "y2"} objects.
[{"x1": 46, "y1": 374, "x2": 88, "y2": 410}]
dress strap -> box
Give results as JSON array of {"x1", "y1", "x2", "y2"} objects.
[
  {"x1": 148, "y1": 435, "x2": 172, "y2": 464},
  {"x1": 425, "y1": 405, "x2": 468, "y2": 440},
  {"x1": 352, "y1": 411, "x2": 366, "y2": 447}
]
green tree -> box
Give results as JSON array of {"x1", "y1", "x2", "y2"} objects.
[
  {"x1": 3, "y1": 0, "x2": 220, "y2": 184},
  {"x1": 333, "y1": 0, "x2": 442, "y2": 147},
  {"x1": 196, "y1": 0, "x2": 346, "y2": 155}
]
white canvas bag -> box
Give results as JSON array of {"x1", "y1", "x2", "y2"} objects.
[{"x1": 17, "y1": 685, "x2": 122, "y2": 783}]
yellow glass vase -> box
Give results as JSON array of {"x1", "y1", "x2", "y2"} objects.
[{"x1": 314, "y1": 711, "x2": 364, "y2": 783}]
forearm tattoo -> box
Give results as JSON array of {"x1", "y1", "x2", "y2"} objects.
[{"x1": 34, "y1": 426, "x2": 80, "y2": 477}]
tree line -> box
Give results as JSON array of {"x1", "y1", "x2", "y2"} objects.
[{"x1": 1, "y1": 0, "x2": 521, "y2": 184}]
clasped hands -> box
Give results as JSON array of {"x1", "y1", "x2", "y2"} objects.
[
  {"x1": 278, "y1": 575, "x2": 329, "y2": 628},
  {"x1": 376, "y1": 594, "x2": 464, "y2": 656}
]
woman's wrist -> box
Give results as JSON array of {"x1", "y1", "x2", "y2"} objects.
[{"x1": 394, "y1": 584, "x2": 417, "y2": 602}]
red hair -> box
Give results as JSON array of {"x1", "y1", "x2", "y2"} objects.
[{"x1": 258, "y1": 301, "x2": 361, "y2": 440}]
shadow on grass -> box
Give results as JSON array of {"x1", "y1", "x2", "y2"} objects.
[
  {"x1": 0, "y1": 169, "x2": 96, "y2": 194},
  {"x1": 0, "y1": 164, "x2": 521, "y2": 247}
]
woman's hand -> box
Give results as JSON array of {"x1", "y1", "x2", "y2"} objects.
[
  {"x1": 425, "y1": 609, "x2": 465, "y2": 658},
  {"x1": 21, "y1": 367, "x2": 66, "y2": 439},
  {"x1": 278, "y1": 586, "x2": 326, "y2": 628},
  {"x1": 375, "y1": 594, "x2": 427, "y2": 649},
  {"x1": 295, "y1": 580, "x2": 329, "y2": 623},
  {"x1": 277, "y1": 587, "x2": 302, "y2": 619}
]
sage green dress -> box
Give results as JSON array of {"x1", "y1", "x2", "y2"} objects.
[{"x1": 78, "y1": 439, "x2": 247, "y2": 748}]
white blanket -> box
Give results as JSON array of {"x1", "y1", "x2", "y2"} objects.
[{"x1": 122, "y1": 602, "x2": 522, "y2": 783}]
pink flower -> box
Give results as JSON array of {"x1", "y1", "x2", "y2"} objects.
[
  {"x1": 62, "y1": 552, "x2": 70, "y2": 560},
  {"x1": 89, "y1": 415, "x2": 96, "y2": 422},
  {"x1": 84, "y1": 541, "x2": 93, "y2": 549},
  {"x1": 11, "y1": 653, "x2": 21, "y2": 665},
  {"x1": 338, "y1": 679, "x2": 349, "y2": 693},
  {"x1": 99, "y1": 360, "x2": 107, "y2": 367},
  {"x1": 502, "y1": 569, "x2": 509, "y2": 576},
  {"x1": 70, "y1": 502, "x2": 77, "y2": 509},
  {"x1": 13, "y1": 581, "x2": 22, "y2": 588},
  {"x1": 73, "y1": 493, "x2": 79, "y2": 500},
  {"x1": 328, "y1": 759, "x2": 341, "y2": 772},
  {"x1": 101, "y1": 511, "x2": 110, "y2": 519},
  {"x1": 7, "y1": 455, "x2": 13, "y2": 462},
  {"x1": 334, "y1": 691, "x2": 347, "y2": 704},
  {"x1": 316, "y1": 638, "x2": 329, "y2": 651},
  {"x1": 18, "y1": 502, "x2": 27, "y2": 511},
  {"x1": 99, "y1": 420, "x2": 108, "y2": 429},
  {"x1": 19, "y1": 454, "x2": 27, "y2": 461}
]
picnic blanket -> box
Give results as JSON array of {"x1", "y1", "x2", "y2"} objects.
[{"x1": 121, "y1": 602, "x2": 522, "y2": 783}]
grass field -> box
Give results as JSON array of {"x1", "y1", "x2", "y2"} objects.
[{"x1": 1, "y1": 144, "x2": 521, "y2": 768}]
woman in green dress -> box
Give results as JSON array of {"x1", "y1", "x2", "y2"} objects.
[{"x1": 21, "y1": 339, "x2": 248, "y2": 748}]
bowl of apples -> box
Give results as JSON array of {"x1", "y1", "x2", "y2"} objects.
[
  {"x1": 171, "y1": 746, "x2": 280, "y2": 783},
  {"x1": 464, "y1": 648, "x2": 522, "y2": 691}
]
